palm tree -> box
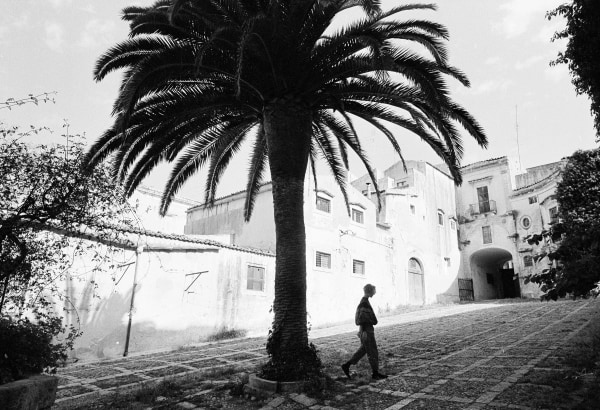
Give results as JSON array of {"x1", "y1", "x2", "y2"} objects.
[{"x1": 86, "y1": 0, "x2": 487, "y2": 380}]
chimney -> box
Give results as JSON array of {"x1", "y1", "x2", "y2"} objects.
[{"x1": 366, "y1": 182, "x2": 372, "y2": 199}]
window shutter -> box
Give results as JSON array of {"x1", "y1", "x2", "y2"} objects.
[
  {"x1": 353, "y1": 260, "x2": 365, "y2": 275},
  {"x1": 316, "y1": 251, "x2": 331, "y2": 269}
]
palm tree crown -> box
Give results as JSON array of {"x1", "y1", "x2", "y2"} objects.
[
  {"x1": 87, "y1": 0, "x2": 487, "y2": 381},
  {"x1": 87, "y1": 0, "x2": 486, "y2": 218}
]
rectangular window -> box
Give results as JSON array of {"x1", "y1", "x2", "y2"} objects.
[
  {"x1": 482, "y1": 226, "x2": 492, "y2": 244},
  {"x1": 549, "y1": 206, "x2": 559, "y2": 223},
  {"x1": 316, "y1": 196, "x2": 331, "y2": 213},
  {"x1": 450, "y1": 220, "x2": 456, "y2": 230},
  {"x1": 444, "y1": 257, "x2": 451, "y2": 267},
  {"x1": 410, "y1": 204, "x2": 416, "y2": 214},
  {"x1": 247, "y1": 265, "x2": 265, "y2": 291},
  {"x1": 529, "y1": 196, "x2": 538, "y2": 204},
  {"x1": 352, "y1": 259, "x2": 365, "y2": 275},
  {"x1": 477, "y1": 186, "x2": 490, "y2": 213},
  {"x1": 315, "y1": 251, "x2": 331, "y2": 269},
  {"x1": 351, "y1": 208, "x2": 364, "y2": 224},
  {"x1": 438, "y1": 212, "x2": 444, "y2": 226},
  {"x1": 523, "y1": 255, "x2": 533, "y2": 267}
]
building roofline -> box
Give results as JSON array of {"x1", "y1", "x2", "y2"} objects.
[
  {"x1": 426, "y1": 161, "x2": 454, "y2": 180},
  {"x1": 40, "y1": 220, "x2": 275, "y2": 257},
  {"x1": 109, "y1": 223, "x2": 275, "y2": 256},
  {"x1": 137, "y1": 185, "x2": 202, "y2": 207},
  {"x1": 511, "y1": 169, "x2": 561, "y2": 197},
  {"x1": 187, "y1": 182, "x2": 273, "y2": 212},
  {"x1": 460, "y1": 156, "x2": 508, "y2": 170}
]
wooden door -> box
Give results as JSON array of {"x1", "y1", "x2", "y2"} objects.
[{"x1": 408, "y1": 258, "x2": 424, "y2": 305}]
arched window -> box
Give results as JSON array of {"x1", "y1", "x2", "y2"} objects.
[{"x1": 408, "y1": 258, "x2": 422, "y2": 275}]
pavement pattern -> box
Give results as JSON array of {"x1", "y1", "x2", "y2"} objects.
[{"x1": 53, "y1": 299, "x2": 599, "y2": 409}]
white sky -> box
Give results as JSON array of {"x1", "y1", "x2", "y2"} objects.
[{"x1": 1, "y1": 0, "x2": 597, "y2": 201}]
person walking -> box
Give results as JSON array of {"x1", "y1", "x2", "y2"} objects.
[{"x1": 341, "y1": 284, "x2": 388, "y2": 380}]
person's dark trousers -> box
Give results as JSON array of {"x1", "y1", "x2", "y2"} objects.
[{"x1": 348, "y1": 330, "x2": 379, "y2": 373}]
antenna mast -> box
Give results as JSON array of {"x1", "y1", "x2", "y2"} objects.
[{"x1": 515, "y1": 105, "x2": 522, "y2": 174}]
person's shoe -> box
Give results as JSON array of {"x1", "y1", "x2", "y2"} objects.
[
  {"x1": 341, "y1": 363, "x2": 351, "y2": 379},
  {"x1": 372, "y1": 372, "x2": 388, "y2": 380}
]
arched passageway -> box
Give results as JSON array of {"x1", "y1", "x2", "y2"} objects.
[{"x1": 470, "y1": 247, "x2": 520, "y2": 300}]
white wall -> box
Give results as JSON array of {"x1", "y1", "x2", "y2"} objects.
[{"x1": 54, "y1": 235, "x2": 275, "y2": 361}]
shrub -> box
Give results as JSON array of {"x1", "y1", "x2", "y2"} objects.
[
  {"x1": 0, "y1": 310, "x2": 79, "y2": 384},
  {"x1": 206, "y1": 328, "x2": 247, "y2": 342}
]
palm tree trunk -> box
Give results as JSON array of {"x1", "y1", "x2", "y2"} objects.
[{"x1": 263, "y1": 102, "x2": 318, "y2": 379}]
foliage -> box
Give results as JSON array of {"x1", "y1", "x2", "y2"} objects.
[
  {"x1": 1, "y1": 92, "x2": 57, "y2": 111},
  {"x1": 0, "y1": 127, "x2": 130, "y2": 313},
  {"x1": 89, "y1": 0, "x2": 486, "y2": 380},
  {"x1": 0, "y1": 306, "x2": 79, "y2": 384},
  {"x1": 0, "y1": 120, "x2": 131, "y2": 383},
  {"x1": 87, "y1": 0, "x2": 487, "y2": 216},
  {"x1": 525, "y1": 148, "x2": 600, "y2": 300},
  {"x1": 261, "y1": 322, "x2": 323, "y2": 382},
  {"x1": 548, "y1": 1, "x2": 600, "y2": 138},
  {"x1": 206, "y1": 328, "x2": 247, "y2": 342}
]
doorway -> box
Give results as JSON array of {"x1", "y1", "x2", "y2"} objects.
[{"x1": 408, "y1": 258, "x2": 424, "y2": 305}]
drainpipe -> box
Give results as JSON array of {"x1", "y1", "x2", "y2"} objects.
[{"x1": 123, "y1": 245, "x2": 144, "y2": 357}]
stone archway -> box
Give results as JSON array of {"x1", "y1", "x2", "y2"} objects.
[{"x1": 470, "y1": 248, "x2": 519, "y2": 300}]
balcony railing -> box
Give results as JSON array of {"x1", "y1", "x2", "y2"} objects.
[{"x1": 469, "y1": 200, "x2": 497, "y2": 216}]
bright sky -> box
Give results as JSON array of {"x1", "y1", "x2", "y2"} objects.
[{"x1": 1, "y1": 0, "x2": 597, "y2": 201}]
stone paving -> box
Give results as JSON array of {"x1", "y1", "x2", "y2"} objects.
[{"x1": 53, "y1": 299, "x2": 599, "y2": 409}]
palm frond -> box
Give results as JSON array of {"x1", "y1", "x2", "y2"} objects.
[
  {"x1": 244, "y1": 125, "x2": 268, "y2": 221},
  {"x1": 204, "y1": 121, "x2": 258, "y2": 204}
]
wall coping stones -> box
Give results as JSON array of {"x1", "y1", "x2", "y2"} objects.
[{"x1": 0, "y1": 375, "x2": 58, "y2": 410}]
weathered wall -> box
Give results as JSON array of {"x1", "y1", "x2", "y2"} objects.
[
  {"x1": 57, "y1": 237, "x2": 275, "y2": 361},
  {"x1": 302, "y1": 173, "x2": 397, "y2": 323},
  {"x1": 373, "y1": 163, "x2": 461, "y2": 304},
  {"x1": 514, "y1": 161, "x2": 563, "y2": 189},
  {"x1": 185, "y1": 186, "x2": 276, "y2": 251},
  {"x1": 130, "y1": 186, "x2": 199, "y2": 234},
  {"x1": 510, "y1": 174, "x2": 560, "y2": 298},
  {"x1": 455, "y1": 158, "x2": 520, "y2": 300}
]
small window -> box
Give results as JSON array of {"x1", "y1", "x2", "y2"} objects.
[
  {"x1": 316, "y1": 196, "x2": 331, "y2": 213},
  {"x1": 352, "y1": 259, "x2": 365, "y2": 275},
  {"x1": 351, "y1": 208, "x2": 364, "y2": 224},
  {"x1": 486, "y1": 273, "x2": 494, "y2": 284},
  {"x1": 315, "y1": 251, "x2": 331, "y2": 269},
  {"x1": 438, "y1": 211, "x2": 444, "y2": 226},
  {"x1": 444, "y1": 257, "x2": 451, "y2": 267},
  {"x1": 529, "y1": 196, "x2": 538, "y2": 204},
  {"x1": 521, "y1": 216, "x2": 531, "y2": 229},
  {"x1": 247, "y1": 265, "x2": 265, "y2": 291},
  {"x1": 549, "y1": 207, "x2": 559, "y2": 223},
  {"x1": 482, "y1": 226, "x2": 492, "y2": 244},
  {"x1": 410, "y1": 204, "x2": 416, "y2": 214},
  {"x1": 450, "y1": 220, "x2": 456, "y2": 230},
  {"x1": 523, "y1": 255, "x2": 533, "y2": 267}
]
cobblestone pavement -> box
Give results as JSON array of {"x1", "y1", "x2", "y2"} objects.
[{"x1": 54, "y1": 299, "x2": 599, "y2": 409}]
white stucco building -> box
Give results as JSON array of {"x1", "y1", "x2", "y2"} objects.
[
  {"x1": 186, "y1": 160, "x2": 461, "y2": 328},
  {"x1": 52, "y1": 157, "x2": 564, "y2": 360},
  {"x1": 454, "y1": 157, "x2": 563, "y2": 301}
]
